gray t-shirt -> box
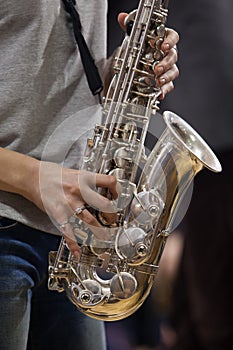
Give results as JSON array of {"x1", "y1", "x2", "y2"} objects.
[{"x1": 0, "y1": 0, "x2": 108, "y2": 234}]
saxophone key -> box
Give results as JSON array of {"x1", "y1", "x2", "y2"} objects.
[{"x1": 110, "y1": 272, "x2": 137, "y2": 299}]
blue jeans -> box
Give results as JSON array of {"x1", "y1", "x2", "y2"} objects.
[{"x1": 0, "y1": 217, "x2": 106, "y2": 350}]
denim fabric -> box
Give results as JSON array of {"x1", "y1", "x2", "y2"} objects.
[{"x1": 0, "y1": 218, "x2": 106, "y2": 350}]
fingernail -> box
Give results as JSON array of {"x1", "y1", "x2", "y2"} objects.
[
  {"x1": 161, "y1": 86, "x2": 168, "y2": 98},
  {"x1": 159, "y1": 90, "x2": 165, "y2": 100},
  {"x1": 156, "y1": 66, "x2": 164, "y2": 75},
  {"x1": 163, "y1": 43, "x2": 170, "y2": 51},
  {"x1": 159, "y1": 78, "x2": 166, "y2": 85},
  {"x1": 73, "y1": 250, "x2": 81, "y2": 258}
]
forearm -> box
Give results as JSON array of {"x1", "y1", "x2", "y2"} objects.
[{"x1": 0, "y1": 147, "x2": 40, "y2": 203}]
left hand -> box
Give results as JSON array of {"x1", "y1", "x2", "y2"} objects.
[{"x1": 118, "y1": 13, "x2": 179, "y2": 100}]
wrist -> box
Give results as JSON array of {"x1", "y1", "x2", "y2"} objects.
[
  {"x1": 19, "y1": 157, "x2": 41, "y2": 204},
  {"x1": 0, "y1": 148, "x2": 40, "y2": 203}
]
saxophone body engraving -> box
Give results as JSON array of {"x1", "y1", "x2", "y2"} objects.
[{"x1": 48, "y1": 0, "x2": 222, "y2": 321}]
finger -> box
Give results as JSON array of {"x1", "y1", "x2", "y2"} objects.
[
  {"x1": 156, "y1": 64, "x2": 179, "y2": 87},
  {"x1": 73, "y1": 200, "x2": 117, "y2": 227},
  {"x1": 77, "y1": 172, "x2": 118, "y2": 200},
  {"x1": 154, "y1": 48, "x2": 178, "y2": 77},
  {"x1": 64, "y1": 235, "x2": 81, "y2": 258},
  {"x1": 117, "y1": 12, "x2": 128, "y2": 31},
  {"x1": 75, "y1": 208, "x2": 113, "y2": 240},
  {"x1": 161, "y1": 28, "x2": 179, "y2": 52},
  {"x1": 60, "y1": 208, "x2": 109, "y2": 247},
  {"x1": 158, "y1": 81, "x2": 174, "y2": 100},
  {"x1": 78, "y1": 207, "x2": 102, "y2": 227},
  {"x1": 95, "y1": 174, "x2": 119, "y2": 199},
  {"x1": 77, "y1": 173, "x2": 119, "y2": 212},
  {"x1": 80, "y1": 187, "x2": 118, "y2": 214},
  {"x1": 61, "y1": 224, "x2": 81, "y2": 258},
  {"x1": 97, "y1": 211, "x2": 118, "y2": 226},
  {"x1": 80, "y1": 206, "x2": 117, "y2": 229}
]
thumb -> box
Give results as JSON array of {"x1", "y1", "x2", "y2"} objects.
[{"x1": 118, "y1": 12, "x2": 128, "y2": 31}]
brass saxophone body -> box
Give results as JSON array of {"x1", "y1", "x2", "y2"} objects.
[{"x1": 48, "y1": 0, "x2": 221, "y2": 321}]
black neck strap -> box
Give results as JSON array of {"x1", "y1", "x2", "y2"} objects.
[{"x1": 62, "y1": 0, "x2": 103, "y2": 97}]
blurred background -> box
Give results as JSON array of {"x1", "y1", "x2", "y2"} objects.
[{"x1": 106, "y1": 1, "x2": 233, "y2": 349}]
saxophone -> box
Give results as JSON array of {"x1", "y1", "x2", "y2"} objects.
[{"x1": 48, "y1": 0, "x2": 221, "y2": 321}]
